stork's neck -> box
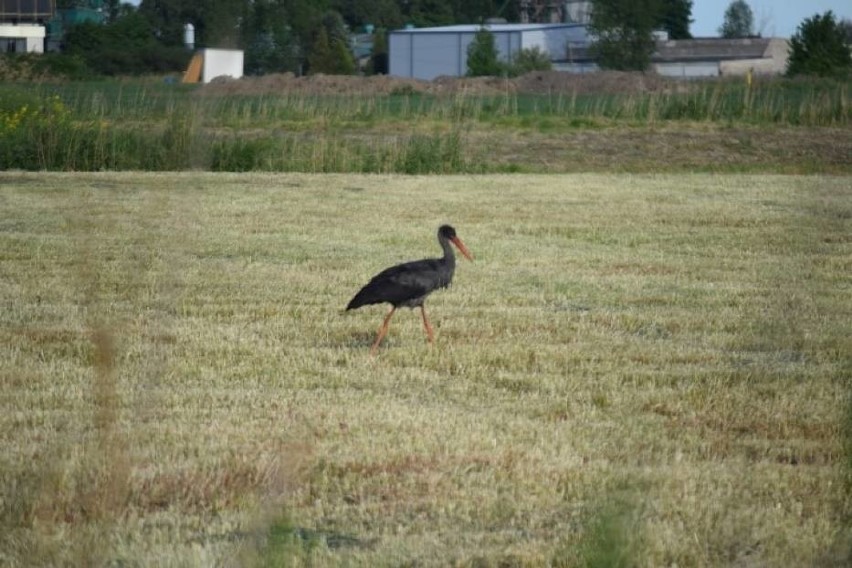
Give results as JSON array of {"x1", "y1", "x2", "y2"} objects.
[{"x1": 439, "y1": 236, "x2": 456, "y2": 265}]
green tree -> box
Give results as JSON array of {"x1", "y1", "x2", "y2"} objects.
[
  {"x1": 320, "y1": 10, "x2": 350, "y2": 47},
  {"x1": 402, "y1": 0, "x2": 454, "y2": 27},
  {"x1": 839, "y1": 18, "x2": 852, "y2": 45},
  {"x1": 466, "y1": 26, "x2": 502, "y2": 76},
  {"x1": 245, "y1": 31, "x2": 292, "y2": 74},
  {"x1": 719, "y1": 0, "x2": 754, "y2": 38},
  {"x1": 64, "y1": 12, "x2": 190, "y2": 75},
  {"x1": 200, "y1": 0, "x2": 244, "y2": 48},
  {"x1": 104, "y1": 0, "x2": 120, "y2": 22},
  {"x1": 368, "y1": 29, "x2": 388, "y2": 75},
  {"x1": 332, "y1": 0, "x2": 403, "y2": 30},
  {"x1": 242, "y1": 0, "x2": 299, "y2": 75},
  {"x1": 455, "y1": 0, "x2": 510, "y2": 23},
  {"x1": 508, "y1": 46, "x2": 552, "y2": 76},
  {"x1": 589, "y1": 0, "x2": 661, "y2": 71},
  {"x1": 138, "y1": 0, "x2": 200, "y2": 46},
  {"x1": 787, "y1": 11, "x2": 852, "y2": 78},
  {"x1": 657, "y1": 0, "x2": 693, "y2": 39},
  {"x1": 331, "y1": 32, "x2": 356, "y2": 74},
  {"x1": 307, "y1": 25, "x2": 355, "y2": 74},
  {"x1": 307, "y1": 26, "x2": 334, "y2": 72},
  {"x1": 138, "y1": 0, "x2": 247, "y2": 48},
  {"x1": 259, "y1": 1, "x2": 332, "y2": 73},
  {"x1": 319, "y1": 10, "x2": 356, "y2": 73}
]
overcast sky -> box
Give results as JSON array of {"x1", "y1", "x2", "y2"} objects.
[{"x1": 124, "y1": 1, "x2": 851, "y2": 39}]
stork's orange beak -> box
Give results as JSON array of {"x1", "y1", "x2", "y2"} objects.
[{"x1": 450, "y1": 236, "x2": 474, "y2": 261}]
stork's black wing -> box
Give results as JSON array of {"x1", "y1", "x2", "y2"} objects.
[{"x1": 346, "y1": 258, "x2": 451, "y2": 310}]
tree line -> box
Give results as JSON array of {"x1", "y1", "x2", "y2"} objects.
[
  {"x1": 54, "y1": 0, "x2": 692, "y2": 76},
  {"x1": 43, "y1": 0, "x2": 852, "y2": 79}
]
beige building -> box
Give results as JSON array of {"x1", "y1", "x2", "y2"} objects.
[
  {"x1": 559, "y1": 37, "x2": 791, "y2": 78},
  {"x1": 654, "y1": 38, "x2": 791, "y2": 78}
]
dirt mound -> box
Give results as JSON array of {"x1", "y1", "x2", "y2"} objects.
[
  {"x1": 201, "y1": 73, "x2": 428, "y2": 96},
  {"x1": 513, "y1": 70, "x2": 676, "y2": 95},
  {"x1": 199, "y1": 70, "x2": 679, "y2": 97}
]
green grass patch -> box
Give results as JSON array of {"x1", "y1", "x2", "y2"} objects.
[{"x1": 0, "y1": 78, "x2": 849, "y2": 173}]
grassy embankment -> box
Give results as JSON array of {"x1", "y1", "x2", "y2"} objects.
[
  {"x1": 0, "y1": 77, "x2": 849, "y2": 173},
  {"x1": 1, "y1": 172, "x2": 850, "y2": 565}
]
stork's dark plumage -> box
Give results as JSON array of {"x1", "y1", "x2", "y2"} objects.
[{"x1": 346, "y1": 225, "x2": 473, "y2": 355}]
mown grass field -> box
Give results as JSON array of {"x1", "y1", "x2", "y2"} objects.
[{"x1": 1, "y1": 172, "x2": 850, "y2": 566}]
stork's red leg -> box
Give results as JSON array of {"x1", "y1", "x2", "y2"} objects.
[
  {"x1": 420, "y1": 305, "x2": 434, "y2": 344},
  {"x1": 370, "y1": 307, "x2": 396, "y2": 356}
]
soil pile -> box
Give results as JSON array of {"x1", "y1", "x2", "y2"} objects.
[{"x1": 199, "y1": 70, "x2": 680, "y2": 97}]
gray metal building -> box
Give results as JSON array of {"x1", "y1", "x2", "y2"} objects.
[{"x1": 389, "y1": 23, "x2": 589, "y2": 80}]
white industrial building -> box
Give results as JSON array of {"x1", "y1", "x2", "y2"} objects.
[
  {"x1": 389, "y1": 23, "x2": 588, "y2": 80},
  {"x1": 182, "y1": 48, "x2": 244, "y2": 84},
  {"x1": 1, "y1": 0, "x2": 53, "y2": 53},
  {"x1": 0, "y1": 23, "x2": 45, "y2": 52}
]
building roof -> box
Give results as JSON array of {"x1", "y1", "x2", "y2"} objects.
[
  {"x1": 392, "y1": 23, "x2": 586, "y2": 34},
  {"x1": 563, "y1": 37, "x2": 778, "y2": 64},
  {"x1": 654, "y1": 37, "x2": 771, "y2": 62}
]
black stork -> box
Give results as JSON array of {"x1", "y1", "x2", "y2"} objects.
[{"x1": 346, "y1": 225, "x2": 473, "y2": 355}]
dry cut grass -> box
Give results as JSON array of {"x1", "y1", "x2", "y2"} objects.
[{"x1": 1, "y1": 172, "x2": 850, "y2": 566}]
